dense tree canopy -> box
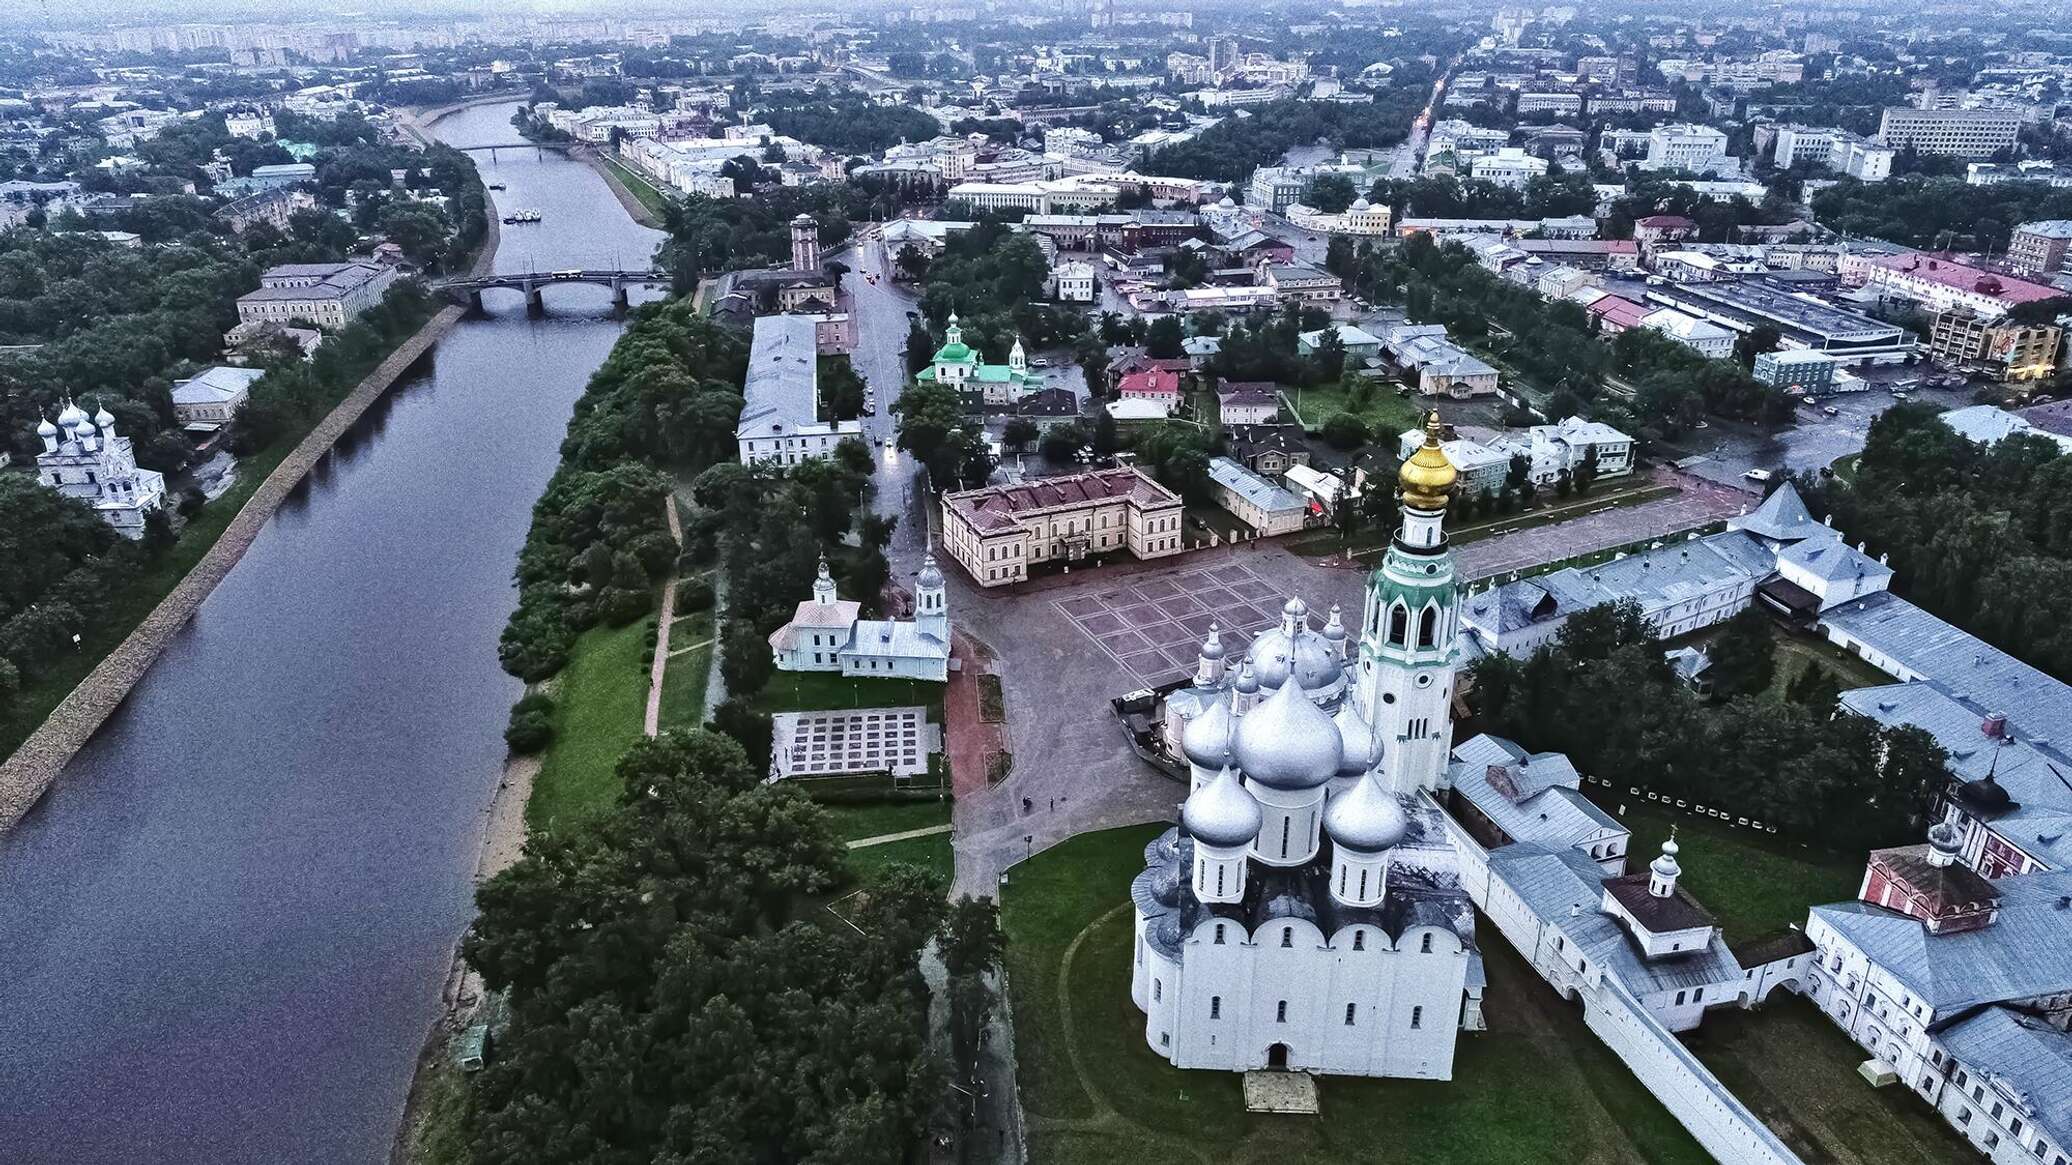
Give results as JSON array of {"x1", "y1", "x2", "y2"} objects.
[
  {"x1": 1810, "y1": 175, "x2": 2072, "y2": 253},
  {"x1": 459, "y1": 731, "x2": 947, "y2": 1164}
]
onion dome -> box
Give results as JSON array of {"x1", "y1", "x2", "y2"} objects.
[
  {"x1": 57, "y1": 401, "x2": 85, "y2": 428},
  {"x1": 1199, "y1": 621, "x2": 1226, "y2": 662},
  {"x1": 1322, "y1": 604, "x2": 1347, "y2": 649},
  {"x1": 36, "y1": 416, "x2": 56, "y2": 437},
  {"x1": 1248, "y1": 598, "x2": 1344, "y2": 692},
  {"x1": 1350, "y1": 196, "x2": 1372, "y2": 211},
  {"x1": 1231, "y1": 678, "x2": 1342, "y2": 790},
  {"x1": 1150, "y1": 860, "x2": 1184, "y2": 906},
  {"x1": 93, "y1": 404, "x2": 114, "y2": 429},
  {"x1": 1650, "y1": 837, "x2": 1681, "y2": 882},
  {"x1": 1217, "y1": 194, "x2": 1236, "y2": 209},
  {"x1": 1333, "y1": 699, "x2": 1380, "y2": 776},
  {"x1": 1399, "y1": 409, "x2": 1458, "y2": 510},
  {"x1": 1232, "y1": 659, "x2": 1259, "y2": 695},
  {"x1": 1324, "y1": 774, "x2": 1408, "y2": 852},
  {"x1": 1181, "y1": 694, "x2": 1235, "y2": 769},
  {"x1": 1182, "y1": 764, "x2": 1263, "y2": 847},
  {"x1": 1152, "y1": 912, "x2": 1183, "y2": 948},
  {"x1": 916, "y1": 552, "x2": 944, "y2": 590}
]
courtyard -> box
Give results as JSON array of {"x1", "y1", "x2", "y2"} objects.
[{"x1": 1053, "y1": 561, "x2": 1297, "y2": 689}]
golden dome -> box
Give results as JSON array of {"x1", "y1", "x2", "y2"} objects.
[{"x1": 1399, "y1": 409, "x2": 1457, "y2": 510}]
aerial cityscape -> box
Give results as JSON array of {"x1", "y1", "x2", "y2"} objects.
[{"x1": 2, "y1": 0, "x2": 2072, "y2": 1162}]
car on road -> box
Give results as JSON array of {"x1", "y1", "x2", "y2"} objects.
[
  {"x1": 1031, "y1": 357, "x2": 1049, "y2": 367},
  {"x1": 1822, "y1": 405, "x2": 1840, "y2": 417}
]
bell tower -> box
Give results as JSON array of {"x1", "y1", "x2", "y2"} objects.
[{"x1": 1355, "y1": 410, "x2": 1463, "y2": 795}]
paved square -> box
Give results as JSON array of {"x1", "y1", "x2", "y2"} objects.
[
  {"x1": 1052, "y1": 561, "x2": 1290, "y2": 686},
  {"x1": 770, "y1": 706, "x2": 939, "y2": 780}
]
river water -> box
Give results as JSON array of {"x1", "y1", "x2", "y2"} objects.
[{"x1": 0, "y1": 101, "x2": 662, "y2": 1164}]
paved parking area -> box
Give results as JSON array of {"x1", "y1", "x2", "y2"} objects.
[{"x1": 1054, "y1": 562, "x2": 1288, "y2": 687}]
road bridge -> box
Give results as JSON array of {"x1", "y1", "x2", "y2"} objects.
[{"x1": 434, "y1": 269, "x2": 669, "y2": 312}]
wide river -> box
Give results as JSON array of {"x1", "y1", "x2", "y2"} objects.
[{"x1": 0, "y1": 100, "x2": 662, "y2": 1163}]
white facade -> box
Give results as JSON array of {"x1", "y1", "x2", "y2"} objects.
[
  {"x1": 32, "y1": 401, "x2": 167, "y2": 539},
  {"x1": 768, "y1": 556, "x2": 951, "y2": 683},
  {"x1": 1136, "y1": 430, "x2": 1486, "y2": 1079},
  {"x1": 235, "y1": 262, "x2": 397, "y2": 329},
  {"x1": 171, "y1": 365, "x2": 264, "y2": 431},
  {"x1": 1642, "y1": 307, "x2": 1737, "y2": 358},
  {"x1": 1470, "y1": 148, "x2": 1549, "y2": 189},
  {"x1": 1051, "y1": 260, "x2": 1096, "y2": 302},
  {"x1": 735, "y1": 315, "x2": 863, "y2": 466},
  {"x1": 1641, "y1": 124, "x2": 1731, "y2": 174}
]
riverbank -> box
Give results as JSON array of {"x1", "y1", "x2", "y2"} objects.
[{"x1": 586, "y1": 148, "x2": 670, "y2": 228}]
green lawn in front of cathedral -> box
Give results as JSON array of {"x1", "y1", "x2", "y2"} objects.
[
  {"x1": 1002, "y1": 826, "x2": 1713, "y2": 1165},
  {"x1": 748, "y1": 669, "x2": 947, "y2": 723}
]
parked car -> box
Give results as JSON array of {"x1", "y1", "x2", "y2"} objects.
[
  {"x1": 1744, "y1": 468, "x2": 1774, "y2": 483},
  {"x1": 1822, "y1": 405, "x2": 1840, "y2": 417}
]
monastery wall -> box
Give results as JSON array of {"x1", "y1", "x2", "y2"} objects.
[{"x1": 1582, "y1": 978, "x2": 1804, "y2": 1165}]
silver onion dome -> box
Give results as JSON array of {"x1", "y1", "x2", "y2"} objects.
[
  {"x1": 1181, "y1": 765, "x2": 1263, "y2": 848},
  {"x1": 1231, "y1": 678, "x2": 1342, "y2": 790},
  {"x1": 1332, "y1": 700, "x2": 1381, "y2": 776},
  {"x1": 1181, "y1": 694, "x2": 1235, "y2": 769},
  {"x1": 1324, "y1": 773, "x2": 1409, "y2": 852},
  {"x1": 1248, "y1": 597, "x2": 1346, "y2": 693}
]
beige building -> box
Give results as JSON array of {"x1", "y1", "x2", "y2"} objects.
[
  {"x1": 1928, "y1": 307, "x2": 2062, "y2": 382},
  {"x1": 941, "y1": 467, "x2": 1185, "y2": 587},
  {"x1": 235, "y1": 262, "x2": 398, "y2": 329}
]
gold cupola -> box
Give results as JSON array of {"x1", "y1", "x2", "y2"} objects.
[{"x1": 1398, "y1": 409, "x2": 1458, "y2": 510}]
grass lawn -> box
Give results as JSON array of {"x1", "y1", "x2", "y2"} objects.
[
  {"x1": 526, "y1": 618, "x2": 654, "y2": 833},
  {"x1": 599, "y1": 154, "x2": 674, "y2": 221},
  {"x1": 657, "y1": 611, "x2": 713, "y2": 730},
  {"x1": 1684, "y1": 997, "x2": 1978, "y2": 1165},
  {"x1": 750, "y1": 670, "x2": 947, "y2": 722},
  {"x1": 822, "y1": 798, "x2": 952, "y2": 842},
  {"x1": 1003, "y1": 826, "x2": 1712, "y2": 1165},
  {"x1": 1281, "y1": 382, "x2": 1421, "y2": 438},
  {"x1": 844, "y1": 830, "x2": 955, "y2": 882},
  {"x1": 1590, "y1": 796, "x2": 1861, "y2": 942}
]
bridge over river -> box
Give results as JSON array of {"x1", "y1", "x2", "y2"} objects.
[{"x1": 434, "y1": 267, "x2": 669, "y2": 311}]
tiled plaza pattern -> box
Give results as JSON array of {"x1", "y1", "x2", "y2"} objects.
[{"x1": 1053, "y1": 561, "x2": 1291, "y2": 687}]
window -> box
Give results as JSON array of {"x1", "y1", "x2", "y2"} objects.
[
  {"x1": 1410, "y1": 1006, "x2": 1423, "y2": 1030},
  {"x1": 1345, "y1": 1003, "x2": 1357, "y2": 1026},
  {"x1": 1280, "y1": 816, "x2": 1290, "y2": 857},
  {"x1": 1153, "y1": 980, "x2": 1162, "y2": 1002},
  {"x1": 1420, "y1": 933, "x2": 1433, "y2": 954},
  {"x1": 1352, "y1": 932, "x2": 1365, "y2": 951},
  {"x1": 1358, "y1": 869, "x2": 1369, "y2": 899},
  {"x1": 1694, "y1": 987, "x2": 1704, "y2": 1002},
  {"x1": 1387, "y1": 604, "x2": 1408, "y2": 644},
  {"x1": 1276, "y1": 1000, "x2": 1288, "y2": 1023},
  {"x1": 1281, "y1": 927, "x2": 1293, "y2": 948},
  {"x1": 1210, "y1": 996, "x2": 1221, "y2": 1019},
  {"x1": 1338, "y1": 865, "x2": 1347, "y2": 895},
  {"x1": 1214, "y1": 923, "x2": 1226, "y2": 945},
  {"x1": 1675, "y1": 990, "x2": 1686, "y2": 1006},
  {"x1": 1216, "y1": 866, "x2": 1225, "y2": 896},
  {"x1": 1417, "y1": 605, "x2": 1438, "y2": 647},
  {"x1": 1160, "y1": 1031, "x2": 1170, "y2": 1047}
]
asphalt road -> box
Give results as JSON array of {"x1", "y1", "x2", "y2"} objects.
[{"x1": 831, "y1": 232, "x2": 932, "y2": 570}]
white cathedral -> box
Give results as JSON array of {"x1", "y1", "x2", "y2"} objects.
[
  {"x1": 767, "y1": 553, "x2": 953, "y2": 683},
  {"x1": 1131, "y1": 413, "x2": 1485, "y2": 1079},
  {"x1": 32, "y1": 399, "x2": 167, "y2": 539}
]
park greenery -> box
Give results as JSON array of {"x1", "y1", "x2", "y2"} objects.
[
  {"x1": 497, "y1": 303, "x2": 750, "y2": 683},
  {"x1": 453, "y1": 730, "x2": 960, "y2": 1163},
  {"x1": 1809, "y1": 175, "x2": 2072, "y2": 254},
  {"x1": 1468, "y1": 602, "x2": 1946, "y2": 851},
  {"x1": 1149, "y1": 97, "x2": 1424, "y2": 184},
  {"x1": 762, "y1": 92, "x2": 943, "y2": 155},
  {"x1": 1800, "y1": 403, "x2": 2072, "y2": 681},
  {"x1": 1367, "y1": 169, "x2": 1599, "y2": 222}
]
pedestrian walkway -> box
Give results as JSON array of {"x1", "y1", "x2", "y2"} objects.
[
  {"x1": 643, "y1": 494, "x2": 684, "y2": 738},
  {"x1": 846, "y1": 823, "x2": 953, "y2": 850}
]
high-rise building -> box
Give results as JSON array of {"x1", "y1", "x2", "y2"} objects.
[{"x1": 1875, "y1": 107, "x2": 2022, "y2": 159}]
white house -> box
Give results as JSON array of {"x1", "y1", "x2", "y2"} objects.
[
  {"x1": 1051, "y1": 260, "x2": 1096, "y2": 302},
  {"x1": 767, "y1": 556, "x2": 951, "y2": 683},
  {"x1": 170, "y1": 366, "x2": 265, "y2": 433},
  {"x1": 735, "y1": 315, "x2": 863, "y2": 466},
  {"x1": 1642, "y1": 307, "x2": 1736, "y2": 359}
]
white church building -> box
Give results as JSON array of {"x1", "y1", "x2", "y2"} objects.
[
  {"x1": 32, "y1": 399, "x2": 166, "y2": 538},
  {"x1": 1131, "y1": 413, "x2": 1486, "y2": 1080},
  {"x1": 767, "y1": 554, "x2": 952, "y2": 683}
]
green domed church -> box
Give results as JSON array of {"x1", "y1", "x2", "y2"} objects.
[{"x1": 915, "y1": 314, "x2": 1045, "y2": 405}]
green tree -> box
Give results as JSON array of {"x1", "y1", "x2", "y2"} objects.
[
  {"x1": 720, "y1": 617, "x2": 775, "y2": 696},
  {"x1": 1144, "y1": 315, "x2": 1185, "y2": 360},
  {"x1": 1704, "y1": 609, "x2": 1777, "y2": 700},
  {"x1": 1322, "y1": 411, "x2": 1370, "y2": 450},
  {"x1": 1002, "y1": 416, "x2": 1040, "y2": 452}
]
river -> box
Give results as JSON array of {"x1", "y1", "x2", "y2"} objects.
[{"x1": 0, "y1": 101, "x2": 662, "y2": 1163}]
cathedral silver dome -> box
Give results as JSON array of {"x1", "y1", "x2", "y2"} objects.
[
  {"x1": 1181, "y1": 694, "x2": 1235, "y2": 769},
  {"x1": 1324, "y1": 774, "x2": 1409, "y2": 852},
  {"x1": 1248, "y1": 597, "x2": 1346, "y2": 694},
  {"x1": 1181, "y1": 765, "x2": 1263, "y2": 848},
  {"x1": 1231, "y1": 678, "x2": 1342, "y2": 790},
  {"x1": 1332, "y1": 700, "x2": 1381, "y2": 776}
]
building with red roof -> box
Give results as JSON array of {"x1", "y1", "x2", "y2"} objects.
[{"x1": 1863, "y1": 252, "x2": 2065, "y2": 318}]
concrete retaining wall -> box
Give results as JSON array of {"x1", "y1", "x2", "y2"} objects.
[{"x1": 0, "y1": 303, "x2": 469, "y2": 834}]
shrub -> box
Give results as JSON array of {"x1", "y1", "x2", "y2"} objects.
[
  {"x1": 675, "y1": 577, "x2": 715, "y2": 612},
  {"x1": 1322, "y1": 411, "x2": 1369, "y2": 450},
  {"x1": 505, "y1": 707, "x2": 554, "y2": 754}
]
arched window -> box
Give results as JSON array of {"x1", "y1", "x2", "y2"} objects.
[
  {"x1": 1417, "y1": 605, "x2": 1439, "y2": 648},
  {"x1": 1387, "y1": 603, "x2": 1408, "y2": 645}
]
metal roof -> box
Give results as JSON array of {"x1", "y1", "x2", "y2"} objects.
[
  {"x1": 1937, "y1": 1006, "x2": 2072, "y2": 1152},
  {"x1": 1812, "y1": 869, "x2": 2072, "y2": 1016}
]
